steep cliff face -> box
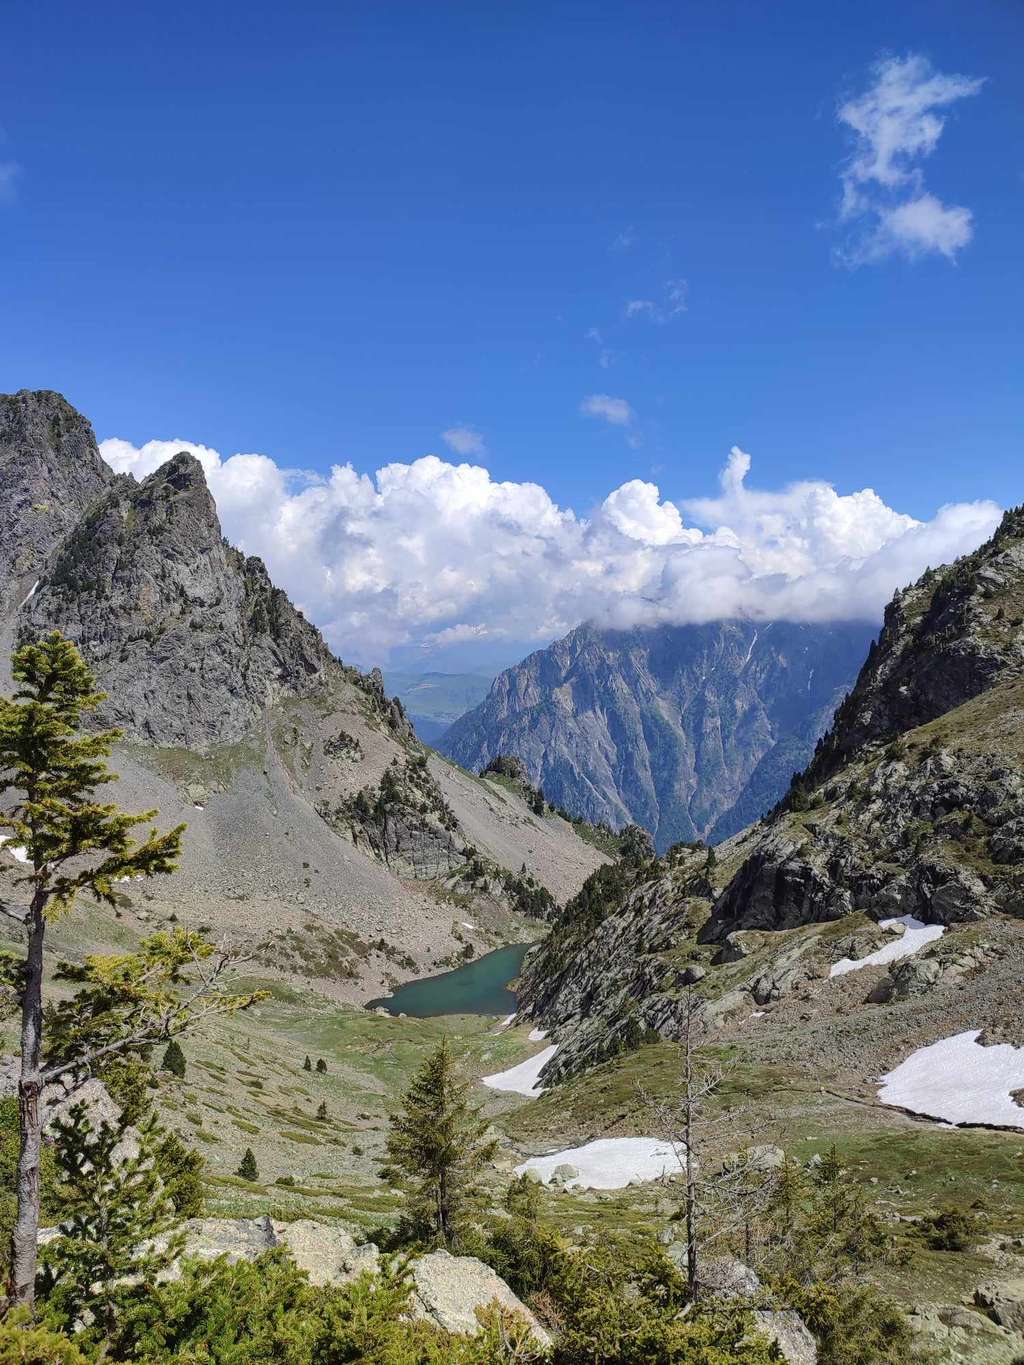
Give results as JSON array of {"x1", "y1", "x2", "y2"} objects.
[
  {"x1": 0, "y1": 390, "x2": 113, "y2": 605},
  {"x1": 441, "y1": 620, "x2": 874, "y2": 850},
  {"x1": 0, "y1": 391, "x2": 606, "y2": 999},
  {"x1": 21, "y1": 451, "x2": 336, "y2": 748},
  {"x1": 518, "y1": 509, "x2": 1024, "y2": 1082}
]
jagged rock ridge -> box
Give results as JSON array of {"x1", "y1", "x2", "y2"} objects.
[{"x1": 442, "y1": 620, "x2": 875, "y2": 851}]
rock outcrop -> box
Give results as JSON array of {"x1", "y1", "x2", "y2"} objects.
[
  {"x1": 441, "y1": 620, "x2": 874, "y2": 851},
  {"x1": 0, "y1": 390, "x2": 113, "y2": 609},
  {"x1": 410, "y1": 1249, "x2": 552, "y2": 1346}
]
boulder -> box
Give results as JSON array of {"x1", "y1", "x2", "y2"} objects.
[
  {"x1": 181, "y1": 1215, "x2": 278, "y2": 1263},
  {"x1": 410, "y1": 1249, "x2": 551, "y2": 1347},
  {"x1": 275, "y1": 1219, "x2": 380, "y2": 1286},
  {"x1": 702, "y1": 989, "x2": 750, "y2": 1026},
  {"x1": 551, "y1": 1163, "x2": 579, "y2": 1183},
  {"x1": 975, "y1": 1278, "x2": 1024, "y2": 1333},
  {"x1": 699, "y1": 1256, "x2": 761, "y2": 1298},
  {"x1": 908, "y1": 1303, "x2": 1024, "y2": 1363},
  {"x1": 750, "y1": 1310, "x2": 818, "y2": 1365}
]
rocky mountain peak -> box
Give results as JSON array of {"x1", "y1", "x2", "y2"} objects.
[
  {"x1": 18, "y1": 436, "x2": 336, "y2": 749},
  {"x1": 800, "y1": 505, "x2": 1024, "y2": 791},
  {"x1": 0, "y1": 389, "x2": 113, "y2": 598}
]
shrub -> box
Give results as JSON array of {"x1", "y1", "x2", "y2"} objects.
[
  {"x1": 0, "y1": 1312, "x2": 88, "y2": 1365},
  {"x1": 784, "y1": 1281, "x2": 914, "y2": 1365},
  {"x1": 236, "y1": 1148, "x2": 259, "y2": 1181},
  {"x1": 919, "y1": 1204, "x2": 984, "y2": 1251}
]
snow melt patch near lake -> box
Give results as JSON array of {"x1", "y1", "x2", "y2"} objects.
[
  {"x1": 528, "y1": 1027, "x2": 548, "y2": 1042},
  {"x1": 830, "y1": 916, "x2": 944, "y2": 978},
  {"x1": 515, "y1": 1137, "x2": 685, "y2": 1190},
  {"x1": 878, "y1": 1030, "x2": 1024, "y2": 1130},
  {"x1": 483, "y1": 1044, "x2": 558, "y2": 1097}
]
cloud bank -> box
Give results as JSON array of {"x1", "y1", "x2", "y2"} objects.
[
  {"x1": 99, "y1": 437, "x2": 1000, "y2": 665},
  {"x1": 837, "y1": 53, "x2": 984, "y2": 264}
]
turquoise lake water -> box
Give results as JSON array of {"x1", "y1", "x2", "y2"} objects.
[{"x1": 366, "y1": 942, "x2": 531, "y2": 1017}]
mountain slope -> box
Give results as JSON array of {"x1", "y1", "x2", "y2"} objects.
[
  {"x1": 0, "y1": 391, "x2": 605, "y2": 1000},
  {"x1": 441, "y1": 620, "x2": 875, "y2": 851},
  {"x1": 516, "y1": 508, "x2": 1024, "y2": 1085}
]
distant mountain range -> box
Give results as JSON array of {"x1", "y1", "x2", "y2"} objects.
[
  {"x1": 440, "y1": 619, "x2": 876, "y2": 851},
  {"x1": 384, "y1": 671, "x2": 493, "y2": 744}
]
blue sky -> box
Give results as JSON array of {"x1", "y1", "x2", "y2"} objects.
[{"x1": 2, "y1": 0, "x2": 1021, "y2": 666}]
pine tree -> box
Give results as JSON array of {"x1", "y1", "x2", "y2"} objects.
[
  {"x1": 316, "y1": 1057, "x2": 327, "y2": 1074},
  {"x1": 161, "y1": 1039, "x2": 186, "y2": 1079},
  {"x1": 384, "y1": 1037, "x2": 497, "y2": 1246},
  {"x1": 237, "y1": 1147, "x2": 259, "y2": 1181},
  {"x1": 303, "y1": 1055, "x2": 312, "y2": 1072},
  {"x1": 316, "y1": 1100, "x2": 328, "y2": 1121},
  {"x1": 0, "y1": 634, "x2": 183, "y2": 1308},
  {"x1": 39, "y1": 1102, "x2": 184, "y2": 1342}
]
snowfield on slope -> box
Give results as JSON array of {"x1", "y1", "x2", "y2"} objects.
[
  {"x1": 482, "y1": 1043, "x2": 558, "y2": 1097},
  {"x1": 515, "y1": 1137, "x2": 686, "y2": 1189},
  {"x1": 878, "y1": 1030, "x2": 1024, "y2": 1129},
  {"x1": 830, "y1": 916, "x2": 944, "y2": 977}
]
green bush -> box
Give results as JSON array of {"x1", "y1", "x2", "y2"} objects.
[
  {"x1": 918, "y1": 1204, "x2": 984, "y2": 1251},
  {"x1": 0, "y1": 1312, "x2": 88, "y2": 1365},
  {"x1": 783, "y1": 1281, "x2": 914, "y2": 1365}
]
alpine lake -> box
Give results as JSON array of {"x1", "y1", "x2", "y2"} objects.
[{"x1": 366, "y1": 942, "x2": 532, "y2": 1018}]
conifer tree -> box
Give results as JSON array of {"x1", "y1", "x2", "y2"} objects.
[
  {"x1": 0, "y1": 634, "x2": 261, "y2": 1307},
  {"x1": 39, "y1": 1102, "x2": 184, "y2": 1343},
  {"x1": 1, "y1": 634, "x2": 181, "y2": 1306},
  {"x1": 161, "y1": 1039, "x2": 186, "y2": 1079},
  {"x1": 303, "y1": 1055, "x2": 312, "y2": 1071},
  {"x1": 316, "y1": 1100, "x2": 328, "y2": 1121},
  {"x1": 237, "y1": 1148, "x2": 259, "y2": 1181},
  {"x1": 316, "y1": 1057, "x2": 327, "y2": 1073},
  {"x1": 384, "y1": 1037, "x2": 497, "y2": 1246}
]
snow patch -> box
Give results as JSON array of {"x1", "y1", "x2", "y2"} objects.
[
  {"x1": 494, "y1": 1014, "x2": 516, "y2": 1032},
  {"x1": 461, "y1": 921, "x2": 477, "y2": 930},
  {"x1": 483, "y1": 1044, "x2": 558, "y2": 1097},
  {"x1": 0, "y1": 839, "x2": 29, "y2": 865},
  {"x1": 18, "y1": 580, "x2": 40, "y2": 609},
  {"x1": 878, "y1": 1030, "x2": 1024, "y2": 1130},
  {"x1": 528, "y1": 1027, "x2": 548, "y2": 1042},
  {"x1": 515, "y1": 1137, "x2": 686, "y2": 1190},
  {"x1": 830, "y1": 916, "x2": 944, "y2": 978}
]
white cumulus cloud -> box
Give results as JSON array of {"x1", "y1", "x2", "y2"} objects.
[
  {"x1": 97, "y1": 435, "x2": 1001, "y2": 667},
  {"x1": 836, "y1": 53, "x2": 984, "y2": 264}
]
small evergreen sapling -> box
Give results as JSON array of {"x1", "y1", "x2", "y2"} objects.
[
  {"x1": 237, "y1": 1147, "x2": 259, "y2": 1181},
  {"x1": 317, "y1": 1100, "x2": 328, "y2": 1121},
  {"x1": 303, "y1": 1055, "x2": 312, "y2": 1072},
  {"x1": 316, "y1": 1057, "x2": 327, "y2": 1074},
  {"x1": 161, "y1": 1038, "x2": 186, "y2": 1078},
  {"x1": 39, "y1": 1102, "x2": 184, "y2": 1342},
  {"x1": 383, "y1": 1037, "x2": 497, "y2": 1246}
]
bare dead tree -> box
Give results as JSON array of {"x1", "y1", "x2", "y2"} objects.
[{"x1": 639, "y1": 986, "x2": 779, "y2": 1299}]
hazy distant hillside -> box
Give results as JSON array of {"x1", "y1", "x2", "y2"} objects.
[
  {"x1": 441, "y1": 619, "x2": 875, "y2": 851},
  {"x1": 385, "y1": 670, "x2": 493, "y2": 743}
]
